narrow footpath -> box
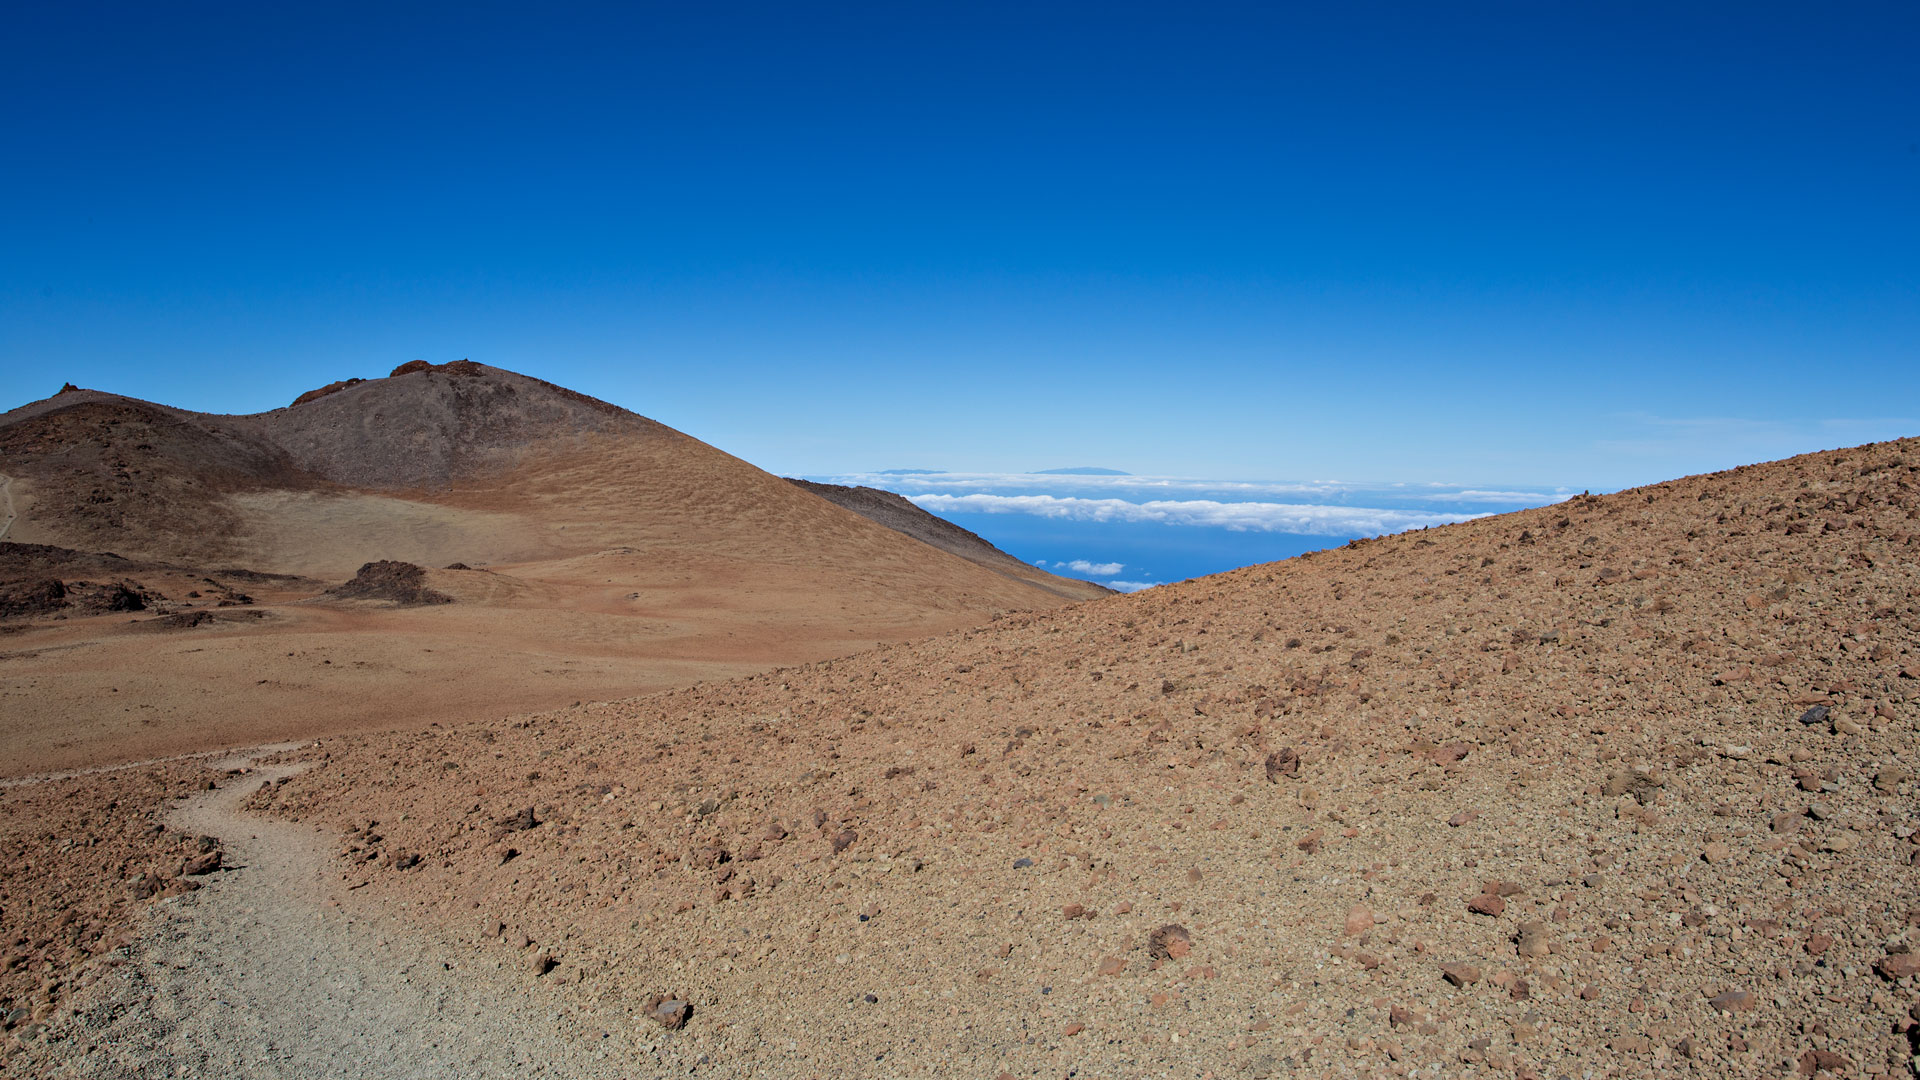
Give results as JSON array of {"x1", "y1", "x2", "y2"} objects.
[{"x1": 28, "y1": 749, "x2": 630, "y2": 1079}]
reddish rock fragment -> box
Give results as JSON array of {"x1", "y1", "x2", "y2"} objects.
[
  {"x1": 1875, "y1": 952, "x2": 1920, "y2": 980},
  {"x1": 1441, "y1": 963, "x2": 1482, "y2": 987},
  {"x1": 1148, "y1": 924, "x2": 1192, "y2": 961},
  {"x1": 1265, "y1": 747, "x2": 1301, "y2": 781},
  {"x1": 1344, "y1": 905, "x2": 1374, "y2": 937},
  {"x1": 1467, "y1": 894, "x2": 1506, "y2": 917},
  {"x1": 1796, "y1": 1049, "x2": 1852, "y2": 1075},
  {"x1": 181, "y1": 851, "x2": 222, "y2": 876}
]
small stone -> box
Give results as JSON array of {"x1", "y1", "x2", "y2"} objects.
[
  {"x1": 1097, "y1": 956, "x2": 1126, "y2": 976},
  {"x1": 830, "y1": 829, "x2": 858, "y2": 854},
  {"x1": 1875, "y1": 769, "x2": 1911, "y2": 794},
  {"x1": 1797, "y1": 1049, "x2": 1853, "y2": 1075},
  {"x1": 1467, "y1": 894, "x2": 1506, "y2": 917},
  {"x1": 644, "y1": 995, "x2": 690, "y2": 1029},
  {"x1": 1701, "y1": 842, "x2": 1731, "y2": 864},
  {"x1": 1796, "y1": 705, "x2": 1830, "y2": 726},
  {"x1": 1447, "y1": 810, "x2": 1480, "y2": 828},
  {"x1": 181, "y1": 851, "x2": 222, "y2": 876},
  {"x1": 1602, "y1": 769, "x2": 1661, "y2": 802},
  {"x1": 1344, "y1": 905, "x2": 1375, "y2": 937},
  {"x1": 1441, "y1": 963, "x2": 1481, "y2": 986},
  {"x1": 1148, "y1": 924, "x2": 1192, "y2": 961},
  {"x1": 1705, "y1": 988, "x2": 1755, "y2": 1013},
  {"x1": 1062, "y1": 904, "x2": 1091, "y2": 920},
  {"x1": 1265, "y1": 748, "x2": 1300, "y2": 781},
  {"x1": 1012, "y1": 857, "x2": 1033, "y2": 869},
  {"x1": 1770, "y1": 811, "x2": 1802, "y2": 834},
  {"x1": 1875, "y1": 951, "x2": 1920, "y2": 980},
  {"x1": 762, "y1": 822, "x2": 788, "y2": 841},
  {"x1": 1514, "y1": 922, "x2": 1550, "y2": 959},
  {"x1": 531, "y1": 952, "x2": 556, "y2": 976}
]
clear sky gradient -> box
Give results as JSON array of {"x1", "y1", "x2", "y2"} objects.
[{"x1": 4, "y1": 2, "x2": 1915, "y2": 491}]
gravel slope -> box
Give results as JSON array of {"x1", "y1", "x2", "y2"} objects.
[
  {"x1": 5, "y1": 435, "x2": 1916, "y2": 1079},
  {"x1": 254, "y1": 436, "x2": 1920, "y2": 1079}
]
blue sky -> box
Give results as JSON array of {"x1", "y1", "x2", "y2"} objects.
[{"x1": 4, "y1": 3, "x2": 1915, "y2": 501}]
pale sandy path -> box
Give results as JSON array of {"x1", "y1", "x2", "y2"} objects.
[
  {"x1": 0, "y1": 473, "x2": 16, "y2": 540},
  {"x1": 29, "y1": 749, "x2": 637, "y2": 1080}
]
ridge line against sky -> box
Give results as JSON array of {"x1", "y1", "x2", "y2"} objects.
[{"x1": 2, "y1": 3, "x2": 1915, "y2": 491}]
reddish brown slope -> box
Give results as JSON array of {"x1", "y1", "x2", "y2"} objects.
[
  {"x1": 0, "y1": 363, "x2": 1097, "y2": 777},
  {"x1": 226, "y1": 436, "x2": 1920, "y2": 1078}
]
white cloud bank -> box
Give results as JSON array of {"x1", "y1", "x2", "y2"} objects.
[
  {"x1": 1106, "y1": 580, "x2": 1160, "y2": 593},
  {"x1": 909, "y1": 494, "x2": 1489, "y2": 536},
  {"x1": 822, "y1": 470, "x2": 1574, "y2": 507},
  {"x1": 1055, "y1": 559, "x2": 1125, "y2": 576}
]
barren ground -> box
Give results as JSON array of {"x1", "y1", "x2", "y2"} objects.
[{"x1": 5, "y1": 437, "x2": 1918, "y2": 1079}]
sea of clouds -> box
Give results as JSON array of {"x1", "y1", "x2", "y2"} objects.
[{"x1": 804, "y1": 470, "x2": 1576, "y2": 593}]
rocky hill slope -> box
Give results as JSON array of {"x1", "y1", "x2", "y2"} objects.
[
  {"x1": 0, "y1": 363, "x2": 1101, "y2": 775},
  {"x1": 14, "y1": 437, "x2": 1900, "y2": 1077},
  {"x1": 787, "y1": 478, "x2": 1112, "y2": 601},
  {"x1": 0, "y1": 364, "x2": 1096, "y2": 596}
]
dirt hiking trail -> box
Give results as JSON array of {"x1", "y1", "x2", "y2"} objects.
[
  {"x1": 0, "y1": 473, "x2": 16, "y2": 541},
  {"x1": 28, "y1": 748, "x2": 630, "y2": 1079}
]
